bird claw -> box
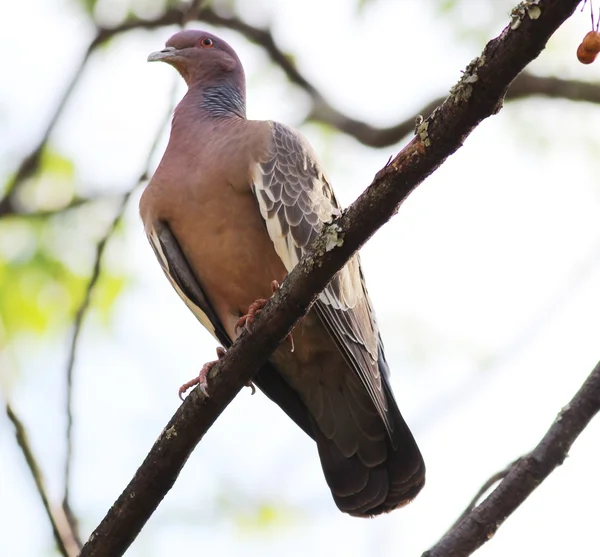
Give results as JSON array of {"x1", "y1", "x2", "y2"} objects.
[
  {"x1": 178, "y1": 346, "x2": 257, "y2": 399},
  {"x1": 179, "y1": 346, "x2": 226, "y2": 400},
  {"x1": 234, "y1": 298, "x2": 268, "y2": 334},
  {"x1": 234, "y1": 280, "x2": 295, "y2": 352}
]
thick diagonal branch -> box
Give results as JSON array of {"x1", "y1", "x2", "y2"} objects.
[{"x1": 77, "y1": 2, "x2": 586, "y2": 556}]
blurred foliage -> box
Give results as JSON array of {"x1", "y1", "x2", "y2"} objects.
[
  {"x1": 0, "y1": 220, "x2": 123, "y2": 337},
  {"x1": 432, "y1": 0, "x2": 524, "y2": 45},
  {"x1": 215, "y1": 487, "x2": 300, "y2": 533},
  {"x1": 235, "y1": 502, "x2": 293, "y2": 531},
  {"x1": 0, "y1": 146, "x2": 126, "y2": 351},
  {"x1": 77, "y1": 0, "x2": 98, "y2": 16}
]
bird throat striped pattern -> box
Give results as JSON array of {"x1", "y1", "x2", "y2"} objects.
[{"x1": 201, "y1": 84, "x2": 246, "y2": 119}]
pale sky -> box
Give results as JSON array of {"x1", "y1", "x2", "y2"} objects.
[{"x1": 1, "y1": 1, "x2": 600, "y2": 556}]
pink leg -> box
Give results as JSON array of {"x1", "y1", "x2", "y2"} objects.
[
  {"x1": 178, "y1": 346, "x2": 257, "y2": 400},
  {"x1": 179, "y1": 346, "x2": 226, "y2": 400},
  {"x1": 234, "y1": 297, "x2": 269, "y2": 334},
  {"x1": 234, "y1": 280, "x2": 295, "y2": 352}
]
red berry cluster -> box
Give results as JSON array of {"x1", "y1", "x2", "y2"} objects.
[{"x1": 577, "y1": 30, "x2": 600, "y2": 64}]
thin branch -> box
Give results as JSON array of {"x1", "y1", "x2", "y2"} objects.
[
  {"x1": 62, "y1": 192, "x2": 130, "y2": 534},
  {"x1": 0, "y1": 1, "x2": 188, "y2": 216},
  {"x1": 0, "y1": 194, "x2": 121, "y2": 220},
  {"x1": 95, "y1": 6, "x2": 600, "y2": 149},
  {"x1": 61, "y1": 76, "x2": 180, "y2": 530},
  {"x1": 4, "y1": 4, "x2": 599, "y2": 224},
  {"x1": 423, "y1": 359, "x2": 600, "y2": 557},
  {"x1": 61, "y1": 1, "x2": 202, "y2": 524},
  {"x1": 449, "y1": 459, "x2": 521, "y2": 530},
  {"x1": 77, "y1": 2, "x2": 585, "y2": 555},
  {"x1": 307, "y1": 72, "x2": 600, "y2": 148},
  {"x1": 0, "y1": 49, "x2": 93, "y2": 214},
  {"x1": 5, "y1": 403, "x2": 80, "y2": 557}
]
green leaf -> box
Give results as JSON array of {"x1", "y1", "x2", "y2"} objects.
[{"x1": 0, "y1": 214, "x2": 127, "y2": 346}]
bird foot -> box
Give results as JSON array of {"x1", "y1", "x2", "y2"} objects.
[
  {"x1": 178, "y1": 346, "x2": 256, "y2": 400},
  {"x1": 234, "y1": 280, "x2": 294, "y2": 352},
  {"x1": 234, "y1": 298, "x2": 269, "y2": 334},
  {"x1": 179, "y1": 346, "x2": 226, "y2": 400}
]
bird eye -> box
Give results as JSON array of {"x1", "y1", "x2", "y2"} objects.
[{"x1": 200, "y1": 37, "x2": 214, "y2": 48}]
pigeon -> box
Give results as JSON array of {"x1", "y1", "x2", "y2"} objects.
[{"x1": 140, "y1": 29, "x2": 425, "y2": 516}]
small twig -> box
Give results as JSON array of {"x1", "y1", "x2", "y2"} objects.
[
  {"x1": 0, "y1": 49, "x2": 93, "y2": 214},
  {"x1": 0, "y1": 193, "x2": 121, "y2": 220},
  {"x1": 61, "y1": 190, "x2": 131, "y2": 529},
  {"x1": 449, "y1": 458, "x2": 521, "y2": 530},
  {"x1": 5, "y1": 402, "x2": 80, "y2": 557}
]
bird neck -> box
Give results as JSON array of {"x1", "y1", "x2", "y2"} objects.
[{"x1": 191, "y1": 82, "x2": 246, "y2": 119}]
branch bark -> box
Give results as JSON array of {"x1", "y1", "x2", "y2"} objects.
[{"x1": 77, "y1": 1, "x2": 587, "y2": 555}]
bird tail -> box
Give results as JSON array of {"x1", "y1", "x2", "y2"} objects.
[{"x1": 313, "y1": 385, "x2": 425, "y2": 517}]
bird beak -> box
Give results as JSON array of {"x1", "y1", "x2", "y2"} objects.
[{"x1": 147, "y1": 46, "x2": 178, "y2": 62}]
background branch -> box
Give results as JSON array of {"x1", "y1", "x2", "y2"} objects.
[
  {"x1": 423, "y1": 359, "x2": 600, "y2": 557},
  {"x1": 3, "y1": 3, "x2": 599, "y2": 223},
  {"x1": 76, "y1": 1, "x2": 585, "y2": 555},
  {"x1": 60, "y1": 74, "x2": 181, "y2": 548},
  {"x1": 308, "y1": 72, "x2": 600, "y2": 148},
  {"x1": 61, "y1": 193, "x2": 129, "y2": 537},
  {"x1": 5, "y1": 403, "x2": 80, "y2": 557},
  {"x1": 93, "y1": 5, "x2": 600, "y2": 150},
  {"x1": 0, "y1": 49, "x2": 92, "y2": 216}
]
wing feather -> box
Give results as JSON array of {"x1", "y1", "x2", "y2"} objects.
[{"x1": 252, "y1": 121, "x2": 395, "y2": 439}]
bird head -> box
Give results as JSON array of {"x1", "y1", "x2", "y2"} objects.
[{"x1": 148, "y1": 30, "x2": 245, "y2": 89}]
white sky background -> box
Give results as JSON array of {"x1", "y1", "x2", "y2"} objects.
[{"x1": 1, "y1": 0, "x2": 600, "y2": 555}]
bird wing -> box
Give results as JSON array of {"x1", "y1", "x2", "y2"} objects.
[
  {"x1": 146, "y1": 220, "x2": 315, "y2": 437},
  {"x1": 147, "y1": 223, "x2": 229, "y2": 346},
  {"x1": 252, "y1": 121, "x2": 394, "y2": 438}
]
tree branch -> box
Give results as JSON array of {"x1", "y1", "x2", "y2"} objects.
[
  {"x1": 307, "y1": 72, "x2": 600, "y2": 148},
  {"x1": 0, "y1": 194, "x2": 119, "y2": 220},
  {"x1": 77, "y1": 1, "x2": 585, "y2": 555},
  {"x1": 0, "y1": 49, "x2": 92, "y2": 215},
  {"x1": 60, "y1": 77, "x2": 181, "y2": 540},
  {"x1": 95, "y1": 5, "x2": 600, "y2": 150},
  {"x1": 3, "y1": 2, "x2": 599, "y2": 223},
  {"x1": 5, "y1": 403, "x2": 80, "y2": 557},
  {"x1": 423, "y1": 359, "x2": 600, "y2": 557},
  {"x1": 62, "y1": 193, "x2": 129, "y2": 536}
]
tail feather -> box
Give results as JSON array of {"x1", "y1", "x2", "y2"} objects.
[
  {"x1": 315, "y1": 427, "x2": 389, "y2": 515},
  {"x1": 313, "y1": 377, "x2": 425, "y2": 517}
]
